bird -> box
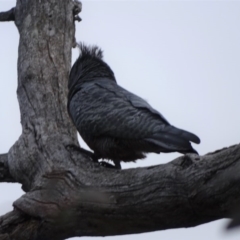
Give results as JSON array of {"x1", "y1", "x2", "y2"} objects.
[{"x1": 67, "y1": 43, "x2": 200, "y2": 169}]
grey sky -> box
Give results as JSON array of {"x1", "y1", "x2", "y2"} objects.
[{"x1": 0, "y1": 0, "x2": 240, "y2": 239}]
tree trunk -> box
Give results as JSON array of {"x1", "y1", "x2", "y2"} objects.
[{"x1": 0, "y1": 1, "x2": 239, "y2": 240}]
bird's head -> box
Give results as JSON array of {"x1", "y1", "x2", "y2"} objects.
[{"x1": 68, "y1": 43, "x2": 116, "y2": 92}]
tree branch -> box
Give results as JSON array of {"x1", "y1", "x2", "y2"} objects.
[
  {"x1": 0, "y1": 8, "x2": 15, "y2": 22},
  {"x1": 0, "y1": 209, "x2": 40, "y2": 240},
  {"x1": 0, "y1": 154, "x2": 16, "y2": 183},
  {"x1": 1, "y1": 0, "x2": 239, "y2": 239},
  {"x1": 1, "y1": 144, "x2": 240, "y2": 240}
]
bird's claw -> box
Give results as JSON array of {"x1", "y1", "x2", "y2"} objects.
[
  {"x1": 99, "y1": 161, "x2": 118, "y2": 169},
  {"x1": 99, "y1": 161, "x2": 121, "y2": 169}
]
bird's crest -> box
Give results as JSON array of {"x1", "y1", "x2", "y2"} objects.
[{"x1": 77, "y1": 42, "x2": 103, "y2": 59}]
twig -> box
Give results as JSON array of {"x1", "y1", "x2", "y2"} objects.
[
  {"x1": 0, "y1": 8, "x2": 15, "y2": 22},
  {"x1": 0, "y1": 154, "x2": 16, "y2": 183}
]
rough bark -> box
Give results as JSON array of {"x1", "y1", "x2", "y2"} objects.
[
  {"x1": 1, "y1": 144, "x2": 240, "y2": 240},
  {"x1": 0, "y1": 1, "x2": 239, "y2": 240}
]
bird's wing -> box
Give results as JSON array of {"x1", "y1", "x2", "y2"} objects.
[
  {"x1": 69, "y1": 78, "x2": 200, "y2": 151},
  {"x1": 116, "y1": 86, "x2": 170, "y2": 124},
  {"x1": 95, "y1": 80, "x2": 200, "y2": 145},
  {"x1": 70, "y1": 79, "x2": 169, "y2": 140},
  {"x1": 96, "y1": 79, "x2": 170, "y2": 123}
]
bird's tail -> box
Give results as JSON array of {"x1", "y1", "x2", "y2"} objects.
[{"x1": 145, "y1": 125, "x2": 200, "y2": 154}]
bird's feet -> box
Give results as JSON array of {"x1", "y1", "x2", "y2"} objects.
[
  {"x1": 99, "y1": 160, "x2": 122, "y2": 170},
  {"x1": 66, "y1": 145, "x2": 122, "y2": 169},
  {"x1": 113, "y1": 160, "x2": 122, "y2": 169}
]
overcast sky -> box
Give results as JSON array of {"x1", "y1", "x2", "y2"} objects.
[{"x1": 0, "y1": 0, "x2": 240, "y2": 240}]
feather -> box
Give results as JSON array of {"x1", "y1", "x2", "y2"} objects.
[{"x1": 67, "y1": 43, "x2": 201, "y2": 168}]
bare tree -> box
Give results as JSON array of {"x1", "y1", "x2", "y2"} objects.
[{"x1": 0, "y1": 1, "x2": 239, "y2": 239}]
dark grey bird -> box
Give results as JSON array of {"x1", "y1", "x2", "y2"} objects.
[{"x1": 67, "y1": 43, "x2": 200, "y2": 169}]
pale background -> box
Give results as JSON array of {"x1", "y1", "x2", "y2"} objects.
[{"x1": 0, "y1": 0, "x2": 240, "y2": 239}]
